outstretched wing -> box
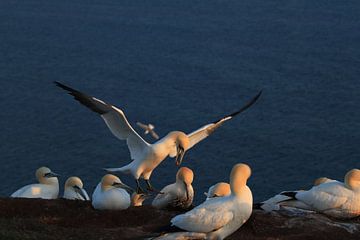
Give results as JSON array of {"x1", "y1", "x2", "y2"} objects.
[
  {"x1": 187, "y1": 90, "x2": 262, "y2": 149},
  {"x1": 55, "y1": 82, "x2": 150, "y2": 161}
]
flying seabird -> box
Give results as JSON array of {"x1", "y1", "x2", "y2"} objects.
[
  {"x1": 136, "y1": 122, "x2": 160, "y2": 139},
  {"x1": 55, "y1": 81, "x2": 261, "y2": 193}
]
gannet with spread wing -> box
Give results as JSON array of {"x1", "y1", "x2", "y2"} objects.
[{"x1": 55, "y1": 82, "x2": 261, "y2": 193}]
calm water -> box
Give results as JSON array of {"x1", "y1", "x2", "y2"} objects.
[{"x1": 1, "y1": 0, "x2": 360, "y2": 203}]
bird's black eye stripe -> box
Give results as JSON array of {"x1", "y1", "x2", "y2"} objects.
[{"x1": 44, "y1": 172, "x2": 51, "y2": 177}]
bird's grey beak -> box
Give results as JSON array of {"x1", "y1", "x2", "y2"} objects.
[
  {"x1": 44, "y1": 172, "x2": 60, "y2": 178},
  {"x1": 73, "y1": 185, "x2": 88, "y2": 200},
  {"x1": 113, "y1": 182, "x2": 135, "y2": 193},
  {"x1": 140, "y1": 193, "x2": 154, "y2": 200},
  {"x1": 175, "y1": 146, "x2": 185, "y2": 166}
]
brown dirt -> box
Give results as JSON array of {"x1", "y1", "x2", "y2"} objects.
[{"x1": 0, "y1": 198, "x2": 359, "y2": 240}]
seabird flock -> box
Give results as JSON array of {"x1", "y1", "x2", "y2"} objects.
[{"x1": 9, "y1": 82, "x2": 360, "y2": 239}]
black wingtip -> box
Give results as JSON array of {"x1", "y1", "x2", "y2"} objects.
[
  {"x1": 280, "y1": 191, "x2": 297, "y2": 199},
  {"x1": 213, "y1": 89, "x2": 263, "y2": 124},
  {"x1": 54, "y1": 81, "x2": 79, "y2": 94}
]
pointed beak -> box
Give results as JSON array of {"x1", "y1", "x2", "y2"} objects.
[
  {"x1": 45, "y1": 172, "x2": 60, "y2": 178},
  {"x1": 175, "y1": 146, "x2": 185, "y2": 166},
  {"x1": 73, "y1": 186, "x2": 88, "y2": 200},
  {"x1": 113, "y1": 182, "x2": 135, "y2": 193}
]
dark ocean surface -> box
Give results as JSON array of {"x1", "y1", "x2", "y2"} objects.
[{"x1": 1, "y1": 0, "x2": 360, "y2": 203}]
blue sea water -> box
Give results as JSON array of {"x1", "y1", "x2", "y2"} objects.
[{"x1": 0, "y1": 0, "x2": 360, "y2": 204}]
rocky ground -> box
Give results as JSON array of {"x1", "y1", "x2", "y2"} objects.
[{"x1": 0, "y1": 198, "x2": 359, "y2": 240}]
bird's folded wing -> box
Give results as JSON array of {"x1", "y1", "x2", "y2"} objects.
[
  {"x1": 55, "y1": 82, "x2": 149, "y2": 161},
  {"x1": 171, "y1": 201, "x2": 234, "y2": 232},
  {"x1": 296, "y1": 183, "x2": 349, "y2": 211},
  {"x1": 187, "y1": 90, "x2": 262, "y2": 150}
]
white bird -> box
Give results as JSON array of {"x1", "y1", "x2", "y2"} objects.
[
  {"x1": 92, "y1": 174, "x2": 133, "y2": 210},
  {"x1": 11, "y1": 166, "x2": 59, "y2": 199},
  {"x1": 257, "y1": 177, "x2": 339, "y2": 212},
  {"x1": 63, "y1": 176, "x2": 90, "y2": 201},
  {"x1": 55, "y1": 82, "x2": 261, "y2": 193},
  {"x1": 204, "y1": 182, "x2": 231, "y2": 200},
  {"x1": 278, "y1": 169, "x2": 360, "y2": 218},
  {"x1": 137, "y1": 122, "x2": 159, "y2": 140},
  {"x1": 152, "y1": 167, "x2": 194, "y2": 209},
  {"x1": 170, "y1": 163, "x2": 253, "y2": 240}
]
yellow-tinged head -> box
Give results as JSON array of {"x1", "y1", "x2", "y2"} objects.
[
  {"x1": 176, "y1": 167, "x2": 194, "y2": 185},
  {"x1": 206, "y1": 182, "x2": 231, "y2": 198},
  {"x1": 345, "y1": 169, "x2": 360, "y2": 190},
  {"x1": 64, "y1": 176, "x2": 83, "y2": 189},
  {"x1": 100, "y1": 174, "x2": 134, "y2": 192},
  {"x1": 230, "y1": 163, "x2": 251, "y2": 195},
  {"x1": 313, "y1": 177, "x2": 331, "y2": 186},
  {"x1": 167, "y1": 131, "x2": 190, "y2": 166},
  {"x1": 131, "y1": 193, "x2": 149, "y2": 206},
  {"x1": 35, "y1": 166, "x2": 59, "y2": 185}
]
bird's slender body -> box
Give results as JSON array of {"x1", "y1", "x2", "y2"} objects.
[
  {"x1": 170, "y1": 163, "x2": 253, "y2": 240},
  {"x1": 63, "y1": 177, "x2": 90, "y2": 201},
  {"x1": 55, "y1": 82, "x2": 261, "y2": 192},
  {"x1": 152, "y1": 167, "x2": 194, "y2": 209},
  {"x1": 11, "y1": 167, "x2": 59, "y2": 199},
  {"x1": 92, "y1": 174, "x2": 133, "y2": 210}
]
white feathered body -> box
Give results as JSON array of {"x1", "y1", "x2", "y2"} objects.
[
  {"x1": 171, "y1": 186, "x2": 252, "y2": 240},
  {"x1": 11, "y1": 179, "x2": 59, "y2": 199},
  {"x1": 91, "y1": 183, "x2": 131, "y2": 210},
  {"x1": 152, "y1": 182, "x2": 194, "y2": 209},
  {"x1": 295, "y1": 181, "x2": 360, "y2": 218}
]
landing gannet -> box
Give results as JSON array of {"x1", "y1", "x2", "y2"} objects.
[
  {"x1": 137, "y1": 122, "x2": 159, "y2": 140},
  {"x1": 11, "y1": 167, "x2": 59, "y2": 199},
  {"x1": 92, "y1": 174, "x2": 133, "y2": 210},
  {"x1": 279, "y1": 169, "x2": 360, "y2": 218},
  {"x1": 55, "y1": 82, "x2": 261, "y2": 193},
  {"x1": 204, "y1": 182, "x2": 231, "y2": 200},
  {"x1": 152, "y1": 167, "x2": 194, "y2": 209},
  {"x1": 63, "y1": 176, "x2": 90, "y2": 201},
  {"x1": 170, "y1": 163, "x2": 253, "y2": 240}
]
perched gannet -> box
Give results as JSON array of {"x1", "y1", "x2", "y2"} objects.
[
  {"x1": 55, "y1": 82, "x2": 261, "y2": 193},
  {"x1": 204, "y1": 182, "x2": 231, "y2": 200},
  {"x1": 137, "y1": 122, "x2": 159, "y2": 140},
  {"x1": 63, "y1": 176, "x2": 90, "y2": 201},
  {"x1": 152, "y1": 167, "x2": 194, "y2": 209},
  {"x1": 257, "y1": 177, "x2": 338, "y2": 212},
  {"x1": 92, "y1": 174, "x2": 134, "y2": 210},
  {"x1": 279, "y1": 169, "x2": 360, "y2": 218},
  {"x1": 170, "y1": 163, "x2": 253, "y2": 240},
  {"x1": 11, "y1": 166, "x2": 59, "y2": 199},
  {"x1": 131, "y1": 192, "x2": 151, "y2": 206}
]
